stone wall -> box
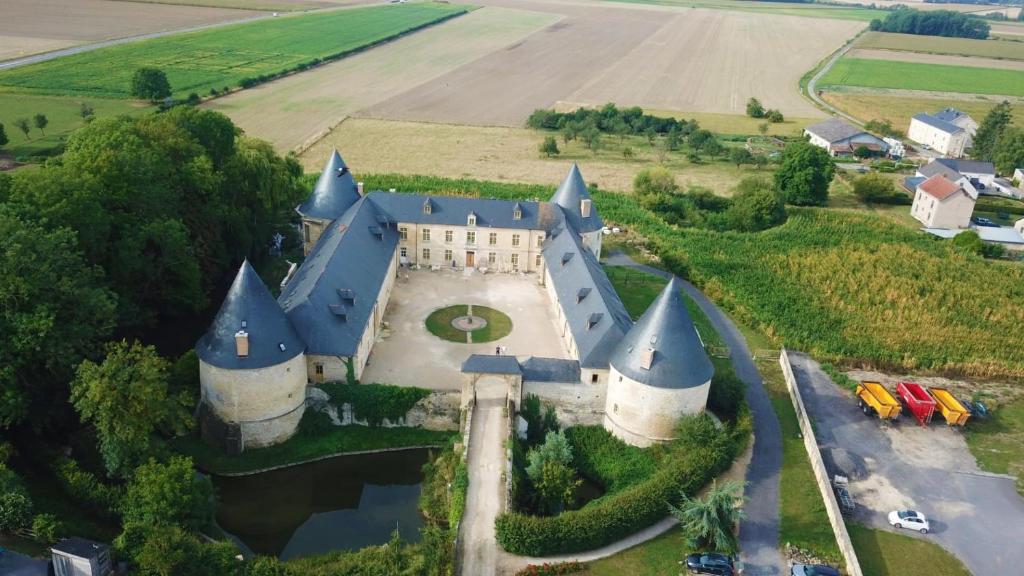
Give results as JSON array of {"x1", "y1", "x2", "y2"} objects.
[
  {"x1": 523, "y1": 380, "x2": 605, "y2": 427},
  {"x1": 327, "y1": 390, "x2": 460, "y2": 432},
  {"x1": 779, "y1": 349, "x2": 864, "y2": 576},
  {"x1": 603, "y1": 365, "x2": 710, "y2": 447}
]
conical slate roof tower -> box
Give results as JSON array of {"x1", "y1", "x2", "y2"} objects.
[
  {"x1": 609, "y1": 277, "x2": 713, "y2": 389},
  {"x1": 196, "y1": 260, "x2": 304, "y2": 370},
  {"x1": 297, "y1": 149, "x2": 361, "y2": 221},
  {"x1": 550, "y1": 163, "x2": 603, "y2": 233}
]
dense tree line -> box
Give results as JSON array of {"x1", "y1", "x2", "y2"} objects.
[
  {"x1": 527, "y1": 103, "x2": 697, "y2": 138},
  {"x1": 869, "y1": 8, "x2": 990, "y2": 39}
]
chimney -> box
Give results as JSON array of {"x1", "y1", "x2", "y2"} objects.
[
  {"x1": 235, "y1": 330, "x2": 249, "y2": 357},
  {"x1": 580, "y1": 198, "x2": 592, "y2": 218},
  {"x1": 640, "y1": 348, "x2": 655, "y2": 370},
  {"x1": 357, "y1": 181, "x2": 364, "y2": 196}
]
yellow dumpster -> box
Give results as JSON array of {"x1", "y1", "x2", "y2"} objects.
[
  {"x1": 929, "y1": 387, "x2": 970, "y2": 426},
  {"x1": 856, "y1": 381, "x2": 901, "y2": 421}
]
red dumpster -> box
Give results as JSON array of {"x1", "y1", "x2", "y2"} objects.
[{"x1": 896, "y1": 381, "x2": 935, "y2": 427}]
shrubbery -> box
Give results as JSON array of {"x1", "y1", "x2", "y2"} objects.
[
  {"x1": 319, "y1": 382, "x2": 431, "y2": 426},
  {"x1": 564, "y1": 426, "x2": 656, "y2": 495},
  {"x1": 52, "y1": 457, "x2": 123, "y2": 516},
  {"x1": 527, "y1": 103, "x2": 693, "y2": 136}
]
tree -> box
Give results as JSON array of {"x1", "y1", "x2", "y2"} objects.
[
  {"x1": 853, "y1": 145, "x2": 872, "y2": 160},
  {"x1": 701, "y1": 139, "x2": 724, "y2": 157},
  {"x1": 952, "y1": 229, "x2": 984, "y2": 255},
  {"x1": 526, "y1": 431, "x2": 580, "y2": 514},
  {"x1": 729, "y1": 147, "x2": 753, "y2": 167},
  {"x1": 561, "y1": 123, "x2": 577, "y2": 145},
  {"x1": 131, "y1": 67, "x2": 172, "y2": 102},
  {"x1": 972, "y1": 101, "x2": 1012, "y2": 161},
  {"x1": 79, "y1": 102, "x2": 95, "y2": 119},
  {"x1": 584, "y1": 129, "x2": 601, "y2": 155},
  {"x1": 669, "y1": 480, "x2": 747, "y2": 553},
  {"x1": 14, "y1": 118, "x2": 30, "y2": 140},
  {"x1": 539, "y1": 136, "x2": 560, "y2": 158},
  {"x1": 622, "y1": 146, "x2": 634, "y2": 160},
  {"x1": 774, "y1": 141, "x2": 835, "y2": 206},
  {"x1": 665, "y1": 128, "x2": 682, "y2": 151},
  {"x1": 852, "y1": 172, "x2": 898, "y2": 204},
  {"x1": 118, "y1": 523, "x2": 241, "y2": 576},
  {"x1": 32, "y1": 513, "x2": 63, "y2": 545},
  {"x1": 765, "y1": 109, "x2": 784, "y2": 123},
  {"x1": 122, "y1": 456, "x2": 215, "y2": 530},
  {"x1": 993, "y1": 127, "x2": 1024, "y2": 175},
  {"x1": 865, "y1": 119, "x2": 899, "y2": 138},
  {"x1": 33, "y1": 114, "x2": 48, "y2": 136},
  {"x1": 634, "y1": 166, "x2": 678, "y2": 201},
  {"x1": 71, "y1": 341, "x2": 192, "y2": 477},
  {"x1": 746, "y1": 98, "x2": 765, "y2": 119},
  {"x1": 0, "y1": 492, "x2": 33, "y2": 532},
  {"x1": 758, "y1": 123, "x2": 769, "y2": 136},
  {"x1": 0, "y1": 123, "x2": 7, "y2": 149},
  {"x1": 726, "y1": 177, "x2": 786, "y2": 231},
  {"x1": 520, "y1": 394, "x2": 559, "y2": 446}
]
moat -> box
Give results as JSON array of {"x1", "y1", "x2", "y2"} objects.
[{"x1": 213, "y1": 448, "x2": 431, "y2": 559}]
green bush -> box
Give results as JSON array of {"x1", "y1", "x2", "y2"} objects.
[
  {"x1": 0, "y1": 491, "x2": 33, "y2": 532},
  {"x1": 52, "y1": 457, "x2": 122, "y2": 517},
  {"x1": 319, "y1": 382, "x2": 431, "y2": 426},
  {"x1": 495, "y1": 413, "x2": 750, "y2": 556},
  {"x1": 32, "y1": 513, "x2": 63, "y2": 544},
  {"x1": 708, "y1": 366, "x2": 746, "y2": 421},
  {"x1": 564, "y1": 426, "x2": 656, "y2": 496}
]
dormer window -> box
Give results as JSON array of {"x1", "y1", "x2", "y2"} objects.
[
  {"x1": 467, "y1": 213, "x2": 477, "y2": 227},
  {"x1": 513, "y1": 203, "x2": 522, "y2": 220},
  {"x1": 587, "y1": 313, "x2": 603, "y2": 330},
  {"x1": 576, "y1": 287, "x2": 590, "y2": 303},
  {"x1": 423, "y1": 199, "x2": 432, "y2": 214}
]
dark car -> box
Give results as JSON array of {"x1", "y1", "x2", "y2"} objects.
[
  {"x1": 792, "y1": 564, "x2": 841, "y2": 576},
  {"x1": 972, "y1": 216, "x2": 998, "y2": 227},
  {"x1": 685, "y1": 552, "x2": 734, "y2": 575}
]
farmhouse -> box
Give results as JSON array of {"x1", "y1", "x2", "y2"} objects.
[
  {"x1": 911, "y1": 174, "x2": 977, "y2": 229},
  {"x1": 908, "y1": 109, "x2": 974, "y2": 158},
  {"x1": 196, "y1": 151, "x2": 714, "y2": 451},
  {"x1": 803, "y1": 117, "x2": 888, "y2": 157}
]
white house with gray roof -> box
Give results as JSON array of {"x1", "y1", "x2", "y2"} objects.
[
  {"x1": 196, "y1": 152, "x2": 715, "y2": 451},
  {"x1": 804, "y1": 117, "x2": 889, "y2": 157},
  {"x1": 908, "y1": 109, "x2": 975, "y2": 158}
]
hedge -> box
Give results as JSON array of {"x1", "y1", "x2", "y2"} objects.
[
  {"x1": 319, "y1": 382, "x2": 430, "y2": 426},
  {"x1": 495, "y1": 412, "x2": 751, "y2": 556},
  {"x1": 563, "y1": 427, "x2": 656, "y2": 496}
]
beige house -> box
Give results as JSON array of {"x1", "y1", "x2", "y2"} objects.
[
  {"x1": 908, "y1": 109, "x2": 974, "y2": 158},
  {"x1": 911, "y1": 175, "x2": 976, "y2": 229}
]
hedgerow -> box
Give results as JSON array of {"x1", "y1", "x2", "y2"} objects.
[
  {"x1": 319, "y1": 382, "x2": 431, "y2": 426},
  {"x1": 563, "y1": 426, "x2": 656, "y2": 496}
]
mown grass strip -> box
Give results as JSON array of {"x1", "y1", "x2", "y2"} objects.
[
  {"x1": 857, "y1": 31, "x2": 1024, "y2": 61},
  {"x1": 819, "y1": 57, "x2": 1024, "y2": 97},
  {"x1": 848, "y1": 523, "x2": 970, "y2": 576}
]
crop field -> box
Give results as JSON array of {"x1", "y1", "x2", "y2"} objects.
[
  {"x1": 820, "y1": 92, "x2": 1024, "y2": 132},
  {"x1": 819, "y1": 58, "x2": 1024, "y2": 97},
  {"x1": 207, "y1": 6, "x2": 559, "y2": 152},
  {"x1": 992, "y1": 22, "x2": 1024, "y2": 37},
  {"x1": 598, "y1": 0, "x2": 888, "y2": 21},
  {"x1": 0, "y1": 0, "x2": 261, "y2": 63},
  {"x1": 846, "y1": 48, "x2": 1024, "y2": 71},
  {"x1": 0, "y1": 2, "x2": 468, "y2": 99},
  {"x1": 856, "y1": 32, "x2": 1024, "y2": 61},
  {"x1": 831, "y1": 0, "x2": 1020, "y2": 18},
  {"x1": 111, "y1": 0, "x2": 348, "y2": 10},
  {"x1": 0, "y1": 93, "x2": 148, "y2": 158}
]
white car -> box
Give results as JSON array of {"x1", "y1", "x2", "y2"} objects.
[{"x1": 888, "y1": 509, "x2": 930, "y2": 534}]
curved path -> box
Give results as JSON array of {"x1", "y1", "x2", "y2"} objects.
[
  {"x1": 805, "y1": 31, "x2": 864, "y2": 124},
  {"x1": 603, "y1": 252, "x2": 785, "y2": 576}
]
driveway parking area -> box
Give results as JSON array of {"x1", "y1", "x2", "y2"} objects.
[
  {"x1": 360, "y1": 267, "x2": 569, "y2": 390},
  {"x1": 789, "y1": 352, "x2": 1024, "y2": 575}
]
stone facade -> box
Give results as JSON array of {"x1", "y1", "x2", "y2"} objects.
[
  {"x1": 397, "y1": 222, "x2": 547, "y2": 273},
  {"x1": 603, "y1": 365, "x2": 711, "y2": 447}
]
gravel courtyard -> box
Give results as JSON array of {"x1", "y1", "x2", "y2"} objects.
[{"x1": 359, "y1": 267, "x2": 569, "y2": 390}]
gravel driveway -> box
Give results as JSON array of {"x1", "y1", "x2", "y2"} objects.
[{"x1": 789, "y1": 352, "x2": 1024, "y2": 575}]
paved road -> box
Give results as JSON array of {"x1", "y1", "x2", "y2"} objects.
[
  {"x1": 0, "y1": 548, "x2": 48, "y2": 576},
  {"x1": 805, "y1": 32, "x2": 863, "y2": 124},
  {"x1": 604, "y1": 252, "x2": 785, "y2": 576},
  {"x1": 789, "y1": 352, "x2": 1024, "y2": 575},
  {"x1": 459, "y1": 377, "x2": 508, "y2": 576}
]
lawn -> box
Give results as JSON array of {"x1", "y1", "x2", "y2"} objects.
[
  {"x1": 633, "y1": 109, "x2": 817, "y2": 137},
  {"x1": 847, "y1": 524, "x2": 970, "y2": 576},
  {"x1": 0, "y1": 3, "x2": 468, "y2": 99},
  {"x1": 819, "y1": 57, "x2": 1024, "y2": 97},
  {"x1": 581, "y1": 526, "x2": 686, "y2": 576},
  {"x1": 856, "y1": 31, "x2": 1024, "y2": 61},
  {"x1": 424, "y1": 304, "x2": 513, "y2": 344},
  {"x1": 0, "y1": 93, "x2": 149, "y2": 159},
  {"x1": 820, "y1": 91, "x2": 1024, "y2": 133},
  {"x1": 964, "y1": 397, "x2": 1024, "y2": 493},
  {"x1": 174, "y1": 423, "x2": 454, "y2": 475}
]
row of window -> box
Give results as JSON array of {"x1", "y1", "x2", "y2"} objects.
[
  {"x1": 398, "y1": 227, "x2": 541, "y2": 247},
  {"x1": 398, "y1": 247, "x2": 541, "y2": 269}
]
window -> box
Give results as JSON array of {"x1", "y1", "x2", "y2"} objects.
[
  {"x1": 512, "y1": 234, "x2": 521, "y2": 247},
  {"x1": 468, "y1": 214, "x2": 476, "y2": 226},
  {"x1": 511, "y1": 253, "x2": 519, "y2": 270},
  {"x1": 591, "y1": 373, "x2": 599, "y2": 384},
  {"x1": 422, "y1": 228, "x2": 431, "y2": 242},
  {"x1": 314, "y1": 363, "x2": 324, "y2": 383},
  {"x1": 536, "y1": 234, "x2": 544, "y2": 247},
  {"x1": 445, "y1": 230, "x2": 453, "y2": 243},
  {"x1": 303, "y1": 224, "x2": 311, "y2": 243},
  {"x1": 467, "y1": 231, "x2": 476, "y2": 244},
  {"x1": 422, "y1": 248, "x2": 431, "y2": 260},
  {"x1": 513, "y1": 207, "x2": 522, "y2": 220},
  {"x1": 488, "y1": 252, "x2": 496, "y2": 264},
  {"x1": 535, "y1": 254, "x2": 542, "y2": 267},
  {"x1": 489, "y1": 232, "x2": 497, "y2": 245},
  {"x1": 399, "y1": 227, "x2": 408, "y2": 240},
  {"x1": 444, "y1": 249, "x2": 453, "y2": 262},
  {"x1": 400, "y1": 247, "x2": 407, "y2": 258}
]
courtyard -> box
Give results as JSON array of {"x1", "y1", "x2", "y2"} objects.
[{"x1": 360, "y1": 267, "x2": 569, "y2": 390}]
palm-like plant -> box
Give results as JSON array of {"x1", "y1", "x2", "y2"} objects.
[{"x1": 668, "y1": 479, "x2": 747, "y2": 553}]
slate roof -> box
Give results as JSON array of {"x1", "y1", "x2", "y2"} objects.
[
  {"x1": 933, "y1": 108, "x2": 971, "y2": 125},
  {"x1": 918, "y1": 175, "x2": 962, "y2": 201},
  {"x1": 918, "y1": 160, "x2": 962, "y2": 182},
  {"x1": 279, "y1": 197, "x2": 399, "y2": 357},
  {"x1": 550, "y1": 164, "x2": 604, "y2": 233},
  {"x1": 366, "y1": 192, "x2": 557, "y2": 231},
  {"x1": 902, "y1": 176, "x2": 926, "y2": 192},
  {"x1": 804, "y1": 117, "x2": 864, "y2": 144},
  {"x1": 51, "y1": 537, "x2": 109, "y2": 559},
  {"x1": 542, "y1": 218, "x2": 631, "y2": 368},
  {"x1": 912, "y1": 113, "x2": 963, "y2": 135},
  {"x1": 196, "y1": 260, "x2": 304, "y2": 370},
  {"x1": 520, "y1": 357, "x2": 582, "y2": 383},
  {"x1": 462, "y1": 354, "x2": 522, "y2": 375},
  {"x1": 934, "y1": 157, "x2": 995, "y2": 176},
  {"x1": 297, "y1": 149, "x2": 361, "y2": 222},
  {"x1": 609, "y1": 277, "x2": 713, "y2": 389}
]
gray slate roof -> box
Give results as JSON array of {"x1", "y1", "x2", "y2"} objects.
[
  {"x1": 367, "y1": 191, "x2": 557, "y2": 231},
  {"x1": 804, "y1": 117, "x2": 865, "y2": 144},
  {"x1": 903, "y1": 176, "x2": 926, "y2": 192},
  {"x1": 520, "y1": 357, "x2": 581, "y2": 383},
  {"x1": 196, "y1": 260, "x2": 304, "y2": 370},
  {"x1": 542, "y1": 217, "x2": 631, "y2": 368},
  {"x1": 933, "y1": 108, "x2": 970, "y2": 124},
  {"x1": 550, "y1": 164, "x2": 604, "y2": 233},
  {"x1": 297, "y1": 149, "x2": 361, "y2": 221},
  {"x1": 462, "y1": 354, "x2": 522, "y2": 375},
  {"x1": 935, "y1": 157, "x2": 995, "y2": 176},
  {"x1": 609, "y1": 277, "x2": 713, "y2": 389},
  {"x1": 912, "y1": 113, "x2": 962, "y2": 136},
  {"x1": 279, "y1": 197, "x2": 399, "y2": 357},
  {"x1": 918, "y1": 161, "x2": 962, "y2": 182},
  {"x1": 51, "y1": 537, "x2": 108, "y2": 559}
]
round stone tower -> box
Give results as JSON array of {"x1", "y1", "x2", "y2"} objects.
[
  {"x1": 195, "y1": 260, "x2": 307, "y2": 453},
  {"x1": 604, "y1": 277, "x2": 714, "y2": 447}
]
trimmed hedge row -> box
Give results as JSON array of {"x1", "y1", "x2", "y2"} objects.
[
  {"x1": 564, "y1": 426, "x2": 656, "y2": 496},
  {"x1": 495, "y1": 412, "x2": 751, "y2": 556}
]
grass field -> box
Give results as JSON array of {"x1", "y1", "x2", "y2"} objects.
[
  {"x1": 424, "y1": 304, "x2": 513, "y2": 344},
  {"x1": 819, "y1": 57, "x2": 1024, "y2": 97},
  {"x1": 856, "y1": 31, "x2": 1024, "y2": 61},
  {"x1": 0, "y1": 2, "x2": 467, "y2": 99},
  {"x1": 581, "y1": 526, "x2": 685, "y2": 575},
  {"x1": 820, "y1": 91, "x2": 1024, "y2": 133},
  {"x1": 600, "y1": 0, "x2": 887, "y2": 21},
  {"x1": 631, "y1": 108, "x2": 817, "y2": 137},
  {"x1": 965, "y1": 398, "x2": 1024, "y2": 493},
  {"x1": 0, "y1": 93, "x2": 148, "y2": 158},
  {"x1": 848, "y1": 524, "x2": 971, "y2": 576},
  {"x1": 112, "y1": 0, "x2": 336, "y2": 10}
]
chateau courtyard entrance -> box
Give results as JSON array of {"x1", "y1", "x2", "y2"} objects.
[{"x1": 360, "y1": 267, "x2": 569, "y2": 390}]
